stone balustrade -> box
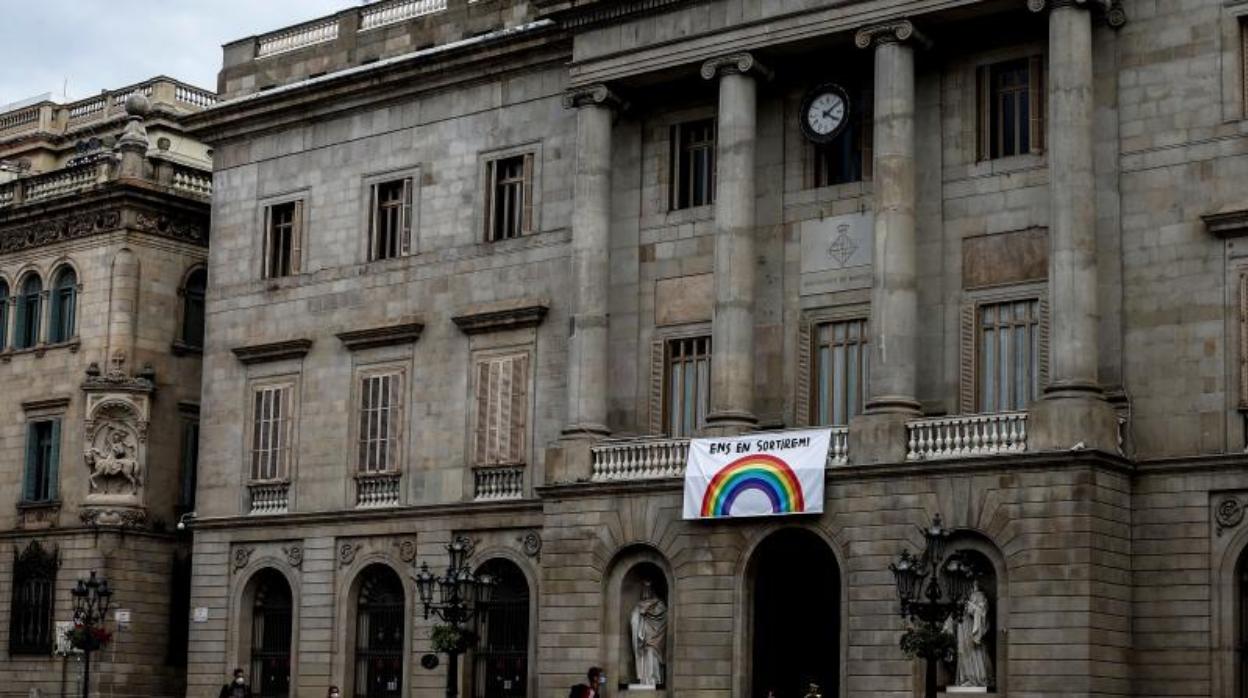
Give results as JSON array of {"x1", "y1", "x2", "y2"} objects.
[
  {"x1": 473, "y1": 465, "x2": 525, "y2": 500},
  {"x1": 172, "y1": 166, "x2": 213, "y2": 197},
  {"x1": 906, "y1": 412, "x2": 1028, "y2": 461},
  {"x1": 827, "y1": 427, "x2": 850, "y2": 466},
  {"x1": 22, "y1": 163, "x2": 99, "y2": 202},
  {"x1": 0, "y1": 78, "x2": 216, "y2": 144},
  {"x1": 0, "y1": 105, "x2": 40, "y2": 134},
  {"x1": 360, "y1": 0, "x2": 447, "y2": 30},
  {"x1": 249, "y1": 482, "x2": 290, "y2": 515},
  {"x1": 591, "y1": 427, "x2": 851, "y2": 481},
  {"x1": 256, "y1": 17, "x2": 340, "y2": 57},
  {"x1": 355, "y1": 472, "x2": 401, "y2": 508}
]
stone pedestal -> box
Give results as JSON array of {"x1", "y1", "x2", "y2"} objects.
[
  {"x1": 1027, "y1": 394, "x2": 1120, "y2": 453},
  {"x1": 849, "y1": 411, "x2": 910, "y2": 465},
  {"x1": 544, "y1": 438, "x2": 594, "y2": 486}
]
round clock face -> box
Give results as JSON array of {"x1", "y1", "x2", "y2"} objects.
[{"x1": 800, "y1": 84, "x2": 851, "y2": 143}]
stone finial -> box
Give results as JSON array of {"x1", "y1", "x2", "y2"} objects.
[
  {"x1": 699, "y1": 52, "x2": 773, "y2": 81},
  {"x1": 562, "y1": 83, "x2": 629, "y2": 111},
  {"x1": 854, "y1": 19, "x2": 931, "y2": 50}
]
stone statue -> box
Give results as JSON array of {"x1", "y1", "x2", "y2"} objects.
[
  {"x1": 629, "y1": 579, "x2": 668, "y2": 686},
  {"x1": 85, "y1": 426, "x2": 141, "y2": 495},
  {"x1": 944, "y1": 580, "x2": 993, "y2": 688}
]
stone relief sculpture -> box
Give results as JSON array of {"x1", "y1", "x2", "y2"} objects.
[
  {"x1": 85, "y1": 426, "x2": 141, "y2": 495},
  {"x1": 944, "y1": 579, "x2": 993, "y2": 688},
  {"x1": 630, "y1": 579, "x2": 668, "y2": 686}
]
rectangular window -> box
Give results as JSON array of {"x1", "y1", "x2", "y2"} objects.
[
  {"x1": 812, "y1": 319, "x2": 869, "y2": 426},
  {"x1": 670, "y1": 119, "x2": 716, "y2": 210},
  {"x1": 23, "y1": 420, "x2": 60, "y2": 503},
  {"x1": 485, "y1": 154, "x2": 533, "y2": 241},
  {"x1": 178, "y1": 418, "x2": 199, "y2": 511},
  {"x1": 473, "y1": 353, "x2": 529, "y2": 466},
  {"x1": 369, "y1": 178, "x2": 413, "y2": 260},
  {"x1": 977, "y1": 299, "x2": 1041, "y2": 413},
  {"x1": 978, "y1": 57, "x2": 1044, "y2": 160},
  {"x1": 357, "y1": 371, "x2": 404, "y2": 473},
  {"x1": 812, "y1": 89, "x2": 873, "y2": 188},
  {"x1": 9, "y1": 543, "x2": 56, "y2": 656},
  {"x1": 250, "y1": 385, "x2": 293, "y2": 481},
  {"x1": 664, "y1": 336, "x2": 711, "y2": 437},
  {"x1": 263, "y1": 200, "x2": 304, "y2": 279}
]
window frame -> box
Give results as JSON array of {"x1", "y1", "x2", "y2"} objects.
[
  {"x1": 8, "y1": 541, "x2": 58, "y2": 656},
  {"x1": 809, "y1": 317, "x2": 870, "y2": 427},
  {"x1": 661, "y1": 334, "x2": 712, "y2": 437},
  {"x1": 259, "y1": 194, "x2": 307, "y2": 280},
  {"x1": 22, "y1": 418, "x2": 61, "y2": 505},
  {"x1": 807, "y1": 83, "x2": 874, "y2": 190},
  {"x1": 48, "y1": 266, "x2": 78, "y2": 344},
  {"x1": 0, "y1": 277, "x2": 9, "y2": 351},
  {"x1": 362, "y1": 168, "x2": 419, "y2": 262},
  {"x1": 179, "y1": 266, "x2": 208, "y2": 350},
  {"x1": 246, "y1": 378, "x2": 299, "y2": 484},
  {"x1": 177, "y1": 403, "x2": 200, "y2": 512},
  {"x1": 479, "y1": 144, "x2": 541, "y2": 244},
  {"x1": 959, "y1": 289, "x2": 1049, "y2": 415},
  {"x1": 669, "y1": 118, "x2": 717, "y2": 211},
  {"x1": 15, "y1": 273, "x2": 43, "y2": 350},
  {"x1": 352, "y1": 366, "x2": 407, "y2": 475},
  {"x1": 470, "y1": 349, "x2": 532, "y2": 467},
  {"x1": 976, "y1": 55, "x2": 1045, "y2": 161}
]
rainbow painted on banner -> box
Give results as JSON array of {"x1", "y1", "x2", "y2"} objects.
[{"x1": 699, "y1": 454, "x2": 805, "y2": 518}]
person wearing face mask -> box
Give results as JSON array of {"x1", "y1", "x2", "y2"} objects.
[
  {"x1": 218, "y1": 669, "x2": 252, "y2": 698},
  {"x1": 568, "y1": 666, "x2": 605, "y2": 698}
]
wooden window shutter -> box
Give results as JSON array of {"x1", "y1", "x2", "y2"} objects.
[
  {"x1": 484, "y1": 160, "x2": 496, "y2": 241},
  {"x1": 521, "y1": 153, "x2": 535, "y2": 235},
  {"x1": 367, "y1": 183, "x2": 379, "y2": 260},
  {"x1": 976, "y1": 65, "x2": 990, "y2": 161},
  {"x1": 23, "y1": 423, "x2": 38, "y2": 502},
  {"x1": 795, "y1": 321, "x2": 812, "y2": 427},
  {"x1": 261, "y1": 205, "x2": 272, "y2": 278},
  {"x1": 473, "y1": 360, "x2": 491, "y2": 465},
  {"x1": 47, "y1": 420, "x2": 60, "y2": 501},
  {"x1": 400, "y1": 177, "x2": 413, "y2": 255},
  {"x1": 1037, "y1": 295, "x2": 1051, "y2": 390},
  {"x1": 959, "y1": 303, "x2": 978, "y2": 413},
  {"x1": 290, "y1": 200, "x2": 304, "y2": 274},
  {"x1": 649, "y1": 339, "x2": 665, "y2": 435},
  {"x1": 1028, "y1": 55, "x2": 1045, "y2": 154},
  {"x1": 508, "y1": 354, "x2": 529, "y2": 464}
]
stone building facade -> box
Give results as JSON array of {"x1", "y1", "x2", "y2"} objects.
[
  {"x1": 185, "y1": 0, "x2": 1248, "y2": 697},
  {"x1": 0, "y1": 78, "x2": 214, "y2": 697}
]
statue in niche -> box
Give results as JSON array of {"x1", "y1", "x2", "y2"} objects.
[
  {"x1": 629, "y1": 579, "x2": 668, "y2": 686},
  {"x1": 85, "y1": 426, "x2": 141, "y2": 495},
  {"x1": 944, "y1": 579, "x2": 993, "y2": 688}
]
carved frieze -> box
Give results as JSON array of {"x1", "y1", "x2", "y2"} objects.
[
  {"x1": 132, "y1": 209, "x2": 207, "y2": 245},
  {"x1": 283, "y1": 544, "x2": 304, "y2": 568},
  {"x1": 0, "y1": 208, "x2": 121, "y2": 254},
  {"x1": 1216, "y1": 495, "x2": 1245, "y2": 537},
  {"x1": 232, "y1": 546, "x2": 255, "y2": 573}
]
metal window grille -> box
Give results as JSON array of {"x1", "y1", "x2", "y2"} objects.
[
  {"x1": 251, "y1": 572, "x2": 293, "y2": 698},
  {"x1": 358, "y1": 372, "x2": 403, "y2": 473},
  {"x1": 671, "y1": 119, "x2": 715, "y2": 210},
  {"x1": 369, "y1": 179, "x2": 412, "y2": 260},
  {"x1": 263, "y1": 201, "x2": 303, "y2": 278},
  {"x1": 354, "y1": 567, "x2": 405, "y2": 698},
  {"x1": 251, "y1": 385, "x2": 292, "y2": 481},
  {"x1": 472, "y1": 559, "x2": 530, "y2": 698},
  {"x1": 473, "y1": 354, "x2": 529, "y2": 466},
  {"x1": 8, "y1": 542, "x2": 57, "y2": 656},
  {"x1": 812, "y1": 319, "x2": 869, "y2": 426},
  {"x1": 664, "y1": 336, "x2": 711, "y2": 437},
  {"x1": 977, "y1": 299, "x2": 1041, "y2": 413}
]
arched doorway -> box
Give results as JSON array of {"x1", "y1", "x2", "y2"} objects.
[
  {"x1": 353, "y1": 564, "x2": 405, "y2": 698},
  {"x1": 749, "y1": 528, "x2": 840, "y2": 698},
  {"x1": 1240, "y1": 549, "x2": 1248, "y2": 698},
  {"x1": 249, "y1": 569, "x2": 293, "y2": 698},
  {"x1": 472, "y1": 559, "x2": 531, "y2": 698}
]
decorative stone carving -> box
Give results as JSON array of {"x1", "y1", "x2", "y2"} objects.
[
  {"x1": 943, "y1": 579, "x2": 994, "y2": 688},
  {"x1": 854, "y1": 19, "x2": 931, "y2": 50},
  {"x1": 283, "y1": 544, "x2": 304, "y2": 568},
  {"x1": 85, "y1": 423, "x2": 141, "y2": 495},
  {"x1": 520, "y1": 531, "x2": 542, "y2": 559},
  {"x1": 1025, "y1": 0, "x2": 1125, "y2": 27},
  {"x1": 0, "y1": 208, "x2": 122, "y2": 254},
  {"x1": 1216, "y1": 496, "x2": 1245, "y2": 536},
  {"x1": 132, "y1": 210, "x2": 207, "y2": 245},
  {"x1": 630, "y1": 578, "x2": 668, "y2": 686},
  {"x1": 562, "y1": 84, "x2": 628, "y2": 111},
  {"x1": 394, "y1": 539, "x2": 418, "y2": 565},
  {"x1": 232, "y1": 546, "x2": 255, "y2": 573},
  {"x1": 699, "y1": 52, "x2": 773, "y2": 81},
  {"x1": 338, "y1": 542, "x2": 362, "y2": 567},
  {"x1": 80, "y1": 356, "x2": 153, "y2": 528},
  {"x1": 79, "y1": 507, "x2": 147, "y2": 529}
]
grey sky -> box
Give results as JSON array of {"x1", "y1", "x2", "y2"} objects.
[{"x1": 0, "y1": 0, "x2": 357, "y2": 107}]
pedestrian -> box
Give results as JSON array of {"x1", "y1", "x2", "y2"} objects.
[
  {"x1": 218, "y1": 669, "x2": 251, "y2": 698},
  {"x1": 568, "y1": 666, "x2": 606, "y2": 698}
]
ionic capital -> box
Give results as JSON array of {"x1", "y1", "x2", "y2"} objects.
[
  {"x1": 562, "y1": 84, "x2": 629, "y2": 112},
  {"x1": 699, "y1": 52, "x2": 774, "y2": 82},
  {"x1": 854, "y1": 19, "x2": 931, "y2": 50},
  {"x1": 1027, "y1": 0, "x2": 1126, "y2": 27}
]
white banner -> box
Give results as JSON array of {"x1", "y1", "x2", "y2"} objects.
[{"x1": 682, "y1": 429, "x2": 830, "y2": 520}]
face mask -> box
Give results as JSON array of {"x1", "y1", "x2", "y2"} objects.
[
  {"x1": 598, "y1": 676, "x2": 607, "y2": 685},
  {"x1": 235, "y1": 678, "x2": 245, "y2": 685}
]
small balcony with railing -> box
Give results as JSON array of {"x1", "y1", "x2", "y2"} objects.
[{"x1": 248, "y1": 481, "x2": 290, "y2": 515}]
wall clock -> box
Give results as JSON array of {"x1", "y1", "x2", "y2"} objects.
[{"x1": 800, "y1": 83, "x2": 851, "y2": 143}]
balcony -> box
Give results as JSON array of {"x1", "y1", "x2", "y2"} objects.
[
  {"x1": 589, "y1": 428, "x2": 850, "y2": 482},
  {"x1": 905, "y1": 412, "x2": 1028, "y2": 461},
  {"x1": 0, "y1": 77, "x2": 215, "y2": 143},
  {"x1": 473, "y1": 465, "x2": 525, "y2": 501},
  {"x1": 248, "y1": 482, "x2": 289, "y2": 515},
  {"x1": 0, "y1": 153, "x2": 211, "y2": 212},
  {"x1": 356, "y1": 472, "x2": 401, "y2": 508}
]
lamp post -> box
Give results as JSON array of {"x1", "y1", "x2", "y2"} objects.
[
  {"x1": 70, "y1": 571, "x2": 113, "y2": 698},
  {"x1": 889, "y1": 515, "x2": 976, "y2": 698},
  {"x1": 415, "y1": 538, "x2": 496, "y2": 698}
]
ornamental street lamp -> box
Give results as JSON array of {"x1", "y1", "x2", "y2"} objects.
[
  {"x1": 889, "y1": 515, "x2": 977, "y2": 698},
  {"x1": 70, "y1": 571, "x2": 113, "y2": 698},
  {"x1": 415, "y1": 538, "x2": 496, "y2": 698}
]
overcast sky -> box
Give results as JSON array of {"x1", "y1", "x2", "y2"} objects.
[{"x1": 0, "y1": 0, "x2": 360, "y2": 107}]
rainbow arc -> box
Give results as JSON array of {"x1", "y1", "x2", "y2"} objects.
[{"x1": 699, "y1": 454, "x2": 805, "y2": 518}]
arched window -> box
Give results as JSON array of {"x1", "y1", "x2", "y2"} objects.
[
  {"x1": 250, "y1": 570, "x2": 293, "y2": 698},
  {"x1": 181, "y1": 268, "x2": 206, "y2": 349},
  {"x1": 354, "y1": 565, "x2": 405, "y2": 698},
  {"x1": 8, "y1": 541, "x2": 58, "y2": 655},
  {"x1": 1239, "y1": 548, "x2": 1248, "y2": 698},
  {"x1": 15, "y1": 274, "x2": 41, "y2": 349},
  {"x1": 49, "y1": 267, "x2": 77, "y2": 344},
  {"x1": 0, "y1": 279, "x2": 9, "y2": 351},
  {"x1": 472, "y1": 559, "x2": 531, "y2": 698}
]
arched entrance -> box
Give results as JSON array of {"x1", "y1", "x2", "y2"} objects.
[
  {"x1": 248, "y1": 569, "x2": 293, "y2": 698},
  {"x1": 472, "y1": 559, "x2": 531, "y2": 697},
  {"x1": 749, "y1": 528, "x2": 840, "y2": 698},
  {"x1": 353, "y1": 564, "x2": 405, "y2": 698},
  {"x1": 1240, "y1": 549, "x2": 1248, "y2": 698}
]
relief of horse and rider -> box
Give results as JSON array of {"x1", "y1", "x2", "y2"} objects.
[{"x1": 84, "y1": 425, "x2": 142, "y2": 495}]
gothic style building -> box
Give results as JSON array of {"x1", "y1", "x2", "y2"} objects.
[
  {"x1": 185, "y1": 0, "x2": 1248, "y2": 696},
  {"x1": 0, "y1": 78, "x2": 214, "y2": 697}
]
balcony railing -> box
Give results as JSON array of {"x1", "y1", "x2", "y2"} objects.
[
  {"x1": 257, "y1": 17, "x2": 340, "y2": 57},
  {"x1": 591, "y1": 427, "x2": 850, "y2": 482},
  {"x1": 171, "y1": 166, "x2": 212, "y2": 197},
  {"x1": 0, "y1": 105, "x2": 40, "y2": 133},
  {"x1": 22, "y1": 163, "x2": 100, "y2": 203},
  {"x1": 360, "y1": 0, "x2": 447, "y2": 30},
  {"x1": 473, "y1": 465, "x2": 524, "y2": 501},
  {"x1": 906, "y1": 412, "x2": 1028, "y2": 461},
  {"x1": 249, "y1": 482, "x2": 290, "y2": 515},
  {"x1": 174, "y1": 84, "x2": 217, "y2": 108},
  {"x1": 356, "y1": 472, "x2": 401, "y2": 508}
]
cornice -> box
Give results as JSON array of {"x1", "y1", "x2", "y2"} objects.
[
  {"x1": 231, "y1": 339, "x2": 314, "y2": 365},
  {"x1": 452, "y1": 298, "x2": 550, "y2": 335},
  {"x1": 1203, "y1": 208, "x2": 1248, "y2": 239},
  {"x1": 192, "y1": 497, "x2": 543, "y2": 531},
  {"x1": 336, "y1": 321, "x2": 425, "y2": 351},
  {"x1": 537, "y1": 0, "x2": 697, "y2": 29},
  {"x1": 21, "y1": 396, "x2": 71, "y2": 412}
]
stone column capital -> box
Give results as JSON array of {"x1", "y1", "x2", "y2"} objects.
[
  {"x1": 699, "y1": 52, "x2": 773, "y2": 82},
  {"x1": 854, "y1": 19, "x2": 931, "y2": 51},
  {"x1": 562, "y1": 83, "x2": 629, "y2": 112},
  {"x1": 1027, "y1": 0, "x2": 1126, "y2": 28}
]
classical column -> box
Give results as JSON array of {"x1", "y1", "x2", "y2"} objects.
[
  {"x1": 107, "y1": 248, "x2": 139, "y2": 372},
  {"x1": 701, "y1": 53, "x2": 771, "y2": 432},
  {"x1": 855, "y1": 20, "x2": 926, "y2": 416},
  {"x1": 561, "y1": 84, "x2": 625, "y2": 437},
  {"x1": 1027, "y1": 0, "x2": 1120, "y2": 451}
]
